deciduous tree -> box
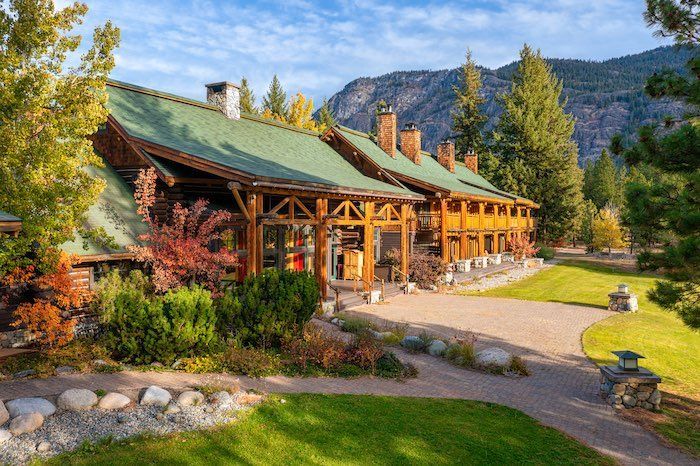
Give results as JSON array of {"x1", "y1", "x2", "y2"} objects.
[
  {"x1": 0, "y1": 0, "x2": 120, "y2": 272},
  {"x1": 128, "y1": 169, "x2": 238, "y2": 294},
  {"x1": 287, "y1": 92, "x2": 320, "y2": 131},
  {"x1": 591, "y1": 207, "x2": 627, "y2": 254}
]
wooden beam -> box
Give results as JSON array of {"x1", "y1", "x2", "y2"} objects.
[
  {"x1": 246, "y1": 193, "x2": 258, "y2": 275},
  {"x1": 230, "y1": 187, "x2": 251, "y2": 223},
  {"x1": 440, "y1": 199, "x2": 449, "y2": 263},
  {"x1": 400, "y1": 204, "x2": 409, "y2": 277},
  {"x1": 256, "y1": 194, "x2": 264, "y2": 273},
  {"x1": 459, "y1": 200, "x2": 468, "y2": 260},
  {"x1": 315, "y1": 198, "x2": 329, "y2": 300},
  {"x1": 362, "y1": 201, "x2": 375, "y2": 292}
]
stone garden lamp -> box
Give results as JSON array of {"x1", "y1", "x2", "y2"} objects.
[{"x1": 612, "y1": 350, "x2": 644, "y2": 372}]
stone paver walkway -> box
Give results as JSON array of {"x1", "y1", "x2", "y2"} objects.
[{"x1": 1, "y1": 295, "x2": 695, "y2": 465}]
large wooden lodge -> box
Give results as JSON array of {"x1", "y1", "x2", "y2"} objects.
[{"x1": 3, "y1": 79, "x2": 538, "y2": 315}]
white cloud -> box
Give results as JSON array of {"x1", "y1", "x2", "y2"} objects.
[{"x1": 73, "y1": 0, "x2": 670, "y2": 106}]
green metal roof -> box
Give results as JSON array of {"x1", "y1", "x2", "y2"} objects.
[
  {"x1": 60, "y1": 157, "x2": 148, "y2": 256},
  {"x1": 0, "y1": 210, "x2": 21, "y2": 222},
  {"x1": 336, "y1": 126, "x2": 511, "y2": 201},
  {"x1": 106, "y1": 81, "x2": 419, "y2": 199}
]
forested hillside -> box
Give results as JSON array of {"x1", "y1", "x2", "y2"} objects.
[{"x1": 325, "y1": 46, "x2": 692, "y2": 164}]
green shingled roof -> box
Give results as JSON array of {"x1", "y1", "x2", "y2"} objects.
[
  {"x1": 0, "y1": 210, "x2": 21, "y2": 222},
  {"x1": 60, "y1": 157, "x2": 148, "y2": 256},
  {"x1": 106, "y1": 81, "x2": 419, "y2": 199},
  {"x1": 453, "y1": 163, "x2": 536, "y2": 204},
  {"x1": 336, "y1": 126, "x2": 511, "y2": 201}
]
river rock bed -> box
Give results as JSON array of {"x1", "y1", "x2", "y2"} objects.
[
  {"x1": 0, "y1": 388, "x2": 260, "y2": 465},
  {"x1": 452, "y1": 261, "x2": 554, "y2": 293}
]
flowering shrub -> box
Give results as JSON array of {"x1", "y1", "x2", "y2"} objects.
[
  {"x1": 10, "y1": 252, "x2": 88, "y2": 348},
  {"x1": 507, "y1": 234, "x2": 540, "y2": 260},
  {"x1": 408, "y1": 252, "x2": 447, "y2": 289},
  {"x1": 129, "y1": 168, "x2": 238, "y2": 294}
]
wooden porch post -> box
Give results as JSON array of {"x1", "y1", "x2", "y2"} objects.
[
  {"x1": 478, "y1": 202, "x2": 485, "y2": 256},
  {"x1": 400, "y1": 203, "x2": 410, "y2": 277},
  {"x1": 246, "y1": 192, "x2": 259, "y2": 275},
  {"x1": 459, "y1": 200, "x2": 468, "y2": 260},
  {"x1": 440, "y1": 199, "x2": 449, "y2": 263},
  {"x1": 362, "y1": 201, "x2": 375, "y2": 291},
  {"x1": 255, "y1": 194, "x2": 264, "y2": 274},
  {"x1": 315, "y1": 198, "x2": 328, "y2": 300},
  {"x1": 506, "y1": 204, "x2": 512, "y2": 230}
]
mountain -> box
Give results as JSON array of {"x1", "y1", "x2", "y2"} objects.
[{"x1": 324, "y1": 46, "x2": 693, "y2": 165}]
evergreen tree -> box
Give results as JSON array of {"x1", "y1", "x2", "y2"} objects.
[
  {"x1": 612, "y1": 0, "x2": 700, "y2": 328},
  {"x1": 492, "y1": 44, "x2": 584, "y2": 242},
  {"x1": 578, "y1": 200, "x2": 599, "y2": 250},
  {"x1": 262, "y1": 74, "x2": 288, "y2": 121},
  {"x1": 452, "y1": 49, "x2": 487, "y2": 156},
  {"x1": 317, "y1": 98, "x2": 336, "y2": 131},
  {"x1": 0, "y1": 0, "x2": 119, "y2": 273},
  {"x1": 583, "y1": 149, "x2": 619, "y2": 209},
  {"x1": 239, "y1": 77, "x2": 258, "y2": 115}
]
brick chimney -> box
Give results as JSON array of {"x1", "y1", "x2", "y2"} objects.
[
  {"x1": 400, "y1": 122, "x2": 421, "y2": 164},
  {"x1": 205, "y1": 81, "x2": 240, "y2": 120},
  {"x1": 464, "y1": 148, "x2": 478, "y2": 174},
  {"x1": 437, "y1": 140, "x2": 455, "y2": 173},
  {"x1": 376, "y1": 104, "x2": 396, "y2": 158}
]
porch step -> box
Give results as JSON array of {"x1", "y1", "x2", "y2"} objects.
[{"x1": 326, "y1": 281, "x2": 406, "y2": 312}]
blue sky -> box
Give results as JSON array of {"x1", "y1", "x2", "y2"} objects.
[{"x1": 66, "y1": 0, "x2": 670, "y2": 106}]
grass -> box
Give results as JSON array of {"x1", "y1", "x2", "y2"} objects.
[
  {"x1": 47, "y1": 394, "x2": 612, "y2": 465},
  {"x1": 462, "y1": 260, "x2": 700, "y2": 456},
  {"x1": 464, "y1": 260, "x2": 700, "y2": 398}
]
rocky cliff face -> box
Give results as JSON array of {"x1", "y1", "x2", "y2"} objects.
[{"x1": 325, "y1": 46, "x2": 690, "y2": 165}]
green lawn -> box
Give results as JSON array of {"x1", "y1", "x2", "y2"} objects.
[
  {"x1": 50, "y1": 394, "x2": 611, "y2": 465},
  {"x1": 467, "y1": 261, "x2": 699, "y2": 397}
]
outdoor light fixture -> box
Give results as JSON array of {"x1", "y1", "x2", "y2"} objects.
[
  {"x1": 618, "y1": 283, "x2": 629, "y2": 293},
  {"x1": 612, "y1": 350, "x2": 644, "y2": 372}
]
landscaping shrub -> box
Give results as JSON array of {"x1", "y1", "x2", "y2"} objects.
[
  {"x1": 348, "y1": 332, "x2": 384, "y2": 373},
  {"x1": 216, "y1": 269, "x2": 319, "y2": 348},
  {"x1": 408, "y1": 252, "x2": 447, "y2": 289},
  {"x1": 339, "y1": 316, "x2": 373, "y2": 334},
  {"x1": 179, "y1": 355, "x2": 225, "y2": 374},
  {"x1": 535, "y1": 244, "x2": 555, "y2": 260},
  {"x1": 282, "y1": 324, "x2": 347, "y2": 371},
  {"x1": 376, "y1": 352, "x2": 417, "y2": 378},
  {"x1": 445, "y1": 333, "x2": 478, "y2": 367},
  {"x1": 101, "y1": 284, "x2": 218, "y2": 365},
  {"x1": 222, "y1": 347, "x2": 281, "y2": 377},
  {"x1": 92, "y1": 269, "x2": 151, "y2": 322}
]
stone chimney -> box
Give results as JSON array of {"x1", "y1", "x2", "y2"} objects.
[
  {"x1": 437, "y1": 140, "x2": 455, "y2": 173},
  {"x1": 400, "y1": 122, "x2": 421, "y2": 164},
  {"x1": 464, "y1": 148, "x2": 478, "y2": 174},
  {"x1": 205, "y1": 81, "x2": 240, "y2": 120},
  {"x1": 376, "y1": 104, "x2": 396, "y2": 158}
]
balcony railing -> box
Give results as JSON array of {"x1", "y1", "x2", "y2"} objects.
[{"x1": 416, "y1": 212, "x2": 536, "y2": 231}]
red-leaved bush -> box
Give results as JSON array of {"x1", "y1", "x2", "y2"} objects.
[
  {"x1": 508, "y1": 234, "x2": 540, "y2": 260},
  {"x1": 129, "y1": 168, "x2": 238, "y2": 294}
]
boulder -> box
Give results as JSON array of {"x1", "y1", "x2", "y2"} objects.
[
  {"x1": 177, "y1": 390, "x2": 205, "y2": 407},
  {"x1": 57, "y1": 389, "x2": 98, "y2": 411},
  {"x1": 36, "y1": 441, "x2": 51, "y2": 452},
  {"x1": 140, "y1": 386, "x2": 172, "y2": 407},
  {"x1": 622, "y1": 395, "x2": 637, "y2": 408},
  {"x1": 98, "y1": 392, "x2": 132, "y2": 410},
  {"x1": 12, "y1": 369, "x2": 36, "y2": 379},
  {"x1": 236, "y1": 393, "x2": 264, "y2": 406},
  {"x1": 0, "y1": 430, "x2": 11, "y2": 444},
  {"x1": 9, "y1": 412, "x2": 43, "y2": 435},
  {"x1": 55, "y1": 366, "x2": 75, "y2": 375},
  {"x1": 6, "y1": 397, "x2": 56, "y2": 418},
  {"x1": 400, "y1": 335, "x2": 425, "y2": 351},
  {"x1": 0, "y1": 401, "x2": 8, "y2": 426},
  {"x1": 209, "y1": 391, "x2": 233, "y2": 409},
  {"x1": 475, "y1": 347, "x2": 512, "y2": 367},
  {"x1": 612, "y1": 383, "x2": 626, "y2": 396},
  {"x1": 649, "y1": 389, "x2": 661, "y2": 405},
  {"x1": 163, "y1": 403, "x2": 181, "y2": 414},
  {"x1": 427, "y1": 340, "x2": 448, "y2": 356}
]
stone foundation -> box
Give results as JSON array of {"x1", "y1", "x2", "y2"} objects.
[
  {"x1": 599, "y1": 365, "x2": 661, "y2": 411},
  {"x1": 0, "y1": 314, "x2": 101, "y2": 348}
]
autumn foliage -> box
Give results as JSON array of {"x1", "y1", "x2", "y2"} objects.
[
  {"x1": 507, "y1": 234, "x2": 540, "y2": 260},
  {"x1": 129, "y1": 168, "x2": 238, "y2": 293},
  {"x1": 8, "y1": 253, "x2": 87, "y2": 348}
]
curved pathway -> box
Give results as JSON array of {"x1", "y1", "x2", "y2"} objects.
[{"x1": 1, "y1": 295, "x2": 695, "y2": 465}]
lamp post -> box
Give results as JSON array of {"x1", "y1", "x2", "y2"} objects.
[{"x1": 612, "y1": 350, "x2": 644, "y2": 372}]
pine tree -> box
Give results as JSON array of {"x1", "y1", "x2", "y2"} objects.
[
  {"x1": 0, "y1": 1, "x2": 119, "y2": 273},
  {"x1": 584, "y1": 149, "x2": 619, "y2": 209},
  {"x1": 611, "y1": 0, "x2": 700, "y2": 328},
  {"x1": 262, "y1": 74, "x2": 288, "y2": 121},
  {"x1": 287, "y1": 92, "x2": 319, "y2": 131},
  {"x1": 317, "y1": 98, "x2": 336, "y2": 132},
  {"x1": 492, "y1": 44, "x2": 584, "y2": 242},
  {"x1": 239, "y1": 77, "x2": 258, "y2": 115},
  {"x1": 452, "y1": 49, "x2": 487, "y2": 156}
]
